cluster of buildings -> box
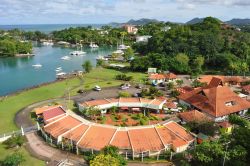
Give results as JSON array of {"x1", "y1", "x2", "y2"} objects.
[
  {"x1": 36, "y1": 104, "x2": 194, "y2": 159},
  {"x1": 178, "y1": 76, "x2": 250, "y2": 122},
  {"x1": 34, "y1": 73, "x2": 250, "y2": 159}
]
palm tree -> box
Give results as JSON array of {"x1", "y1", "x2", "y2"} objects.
[{"x1": 82, "y1": 60, "x2": 92, "y2": 73}]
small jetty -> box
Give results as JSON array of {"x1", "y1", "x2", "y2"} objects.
[{"x1": 15, "y1": 53, "x2": 35, "y2": 57}]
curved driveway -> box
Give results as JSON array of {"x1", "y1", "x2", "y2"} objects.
[{"x1": 15, "y1": 86, "x2": 139, "y2": 165}]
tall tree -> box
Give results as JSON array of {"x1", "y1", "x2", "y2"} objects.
[{"x1": 82, "y1": 60, "x2": 93, "y2": 73}]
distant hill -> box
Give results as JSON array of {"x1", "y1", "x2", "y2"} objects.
[
  {"x1": 109, "y1": 18, "x2": 160, "y2": 27},
  {"x1": 226, "y1": 19, "x2": 250, "y2": 25},
  {"x1": 186, "y1": 18, "x2": 204, "y2": 24}
]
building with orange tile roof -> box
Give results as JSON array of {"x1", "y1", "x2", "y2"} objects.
[
  {"x1": 199, "y1": 75, "x2": 249, "y2": 86},
  {"x1": 149, "y1": 73, "x2": 177, "y2": 85},
  {"x1": 39, "y1": 105, "x2": 194, "y2": 158},
  {"x1": 178, "y1": 78, "x2": 250, "y2": 122},
  {"x1": 78, "y1": 97, "x2": 167, "y2": 114},
  {"x1": 178, "y1": 110, "x2": 211, "y2": 123},
  {"x1": 36, "y1": 98, "x2": 195, "y2": 159}
]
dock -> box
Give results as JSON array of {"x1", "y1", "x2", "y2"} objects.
[{"x1": 15, "y1": 53, "x2": 35, "y2": 57}]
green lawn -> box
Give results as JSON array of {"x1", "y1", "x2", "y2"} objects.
[
  {"x1": 0, "y1": 144, "x2": 45, "y2": 166},
  {"x1": 0, "y1": 67, "x2": 146, "y2": 164}
]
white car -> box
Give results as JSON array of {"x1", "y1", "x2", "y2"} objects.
[
  {"x1": 120, "y1": 85, "x2": 129, "y2": 90},
  {"x1": 94, "y1": 85, "x2": 101, "y2": 91}
]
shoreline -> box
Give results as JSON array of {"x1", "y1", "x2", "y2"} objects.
[{"x1": 0, "y1": 76, "x2": 77, "y2": 98}]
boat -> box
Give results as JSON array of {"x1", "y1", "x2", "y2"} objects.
[
  {"x1": 61, "y1": 56, "x2": 70, "y2": 60},
  {"x1": 41, "y1": 40, "x2": 54, "y2": 46},
  {"x1": 96, "y1": 55, "x2": 108, "y2": 61},
  {"x1": 89, "y1": 42, "x2": 99, "y2": 48},
  {"x1": 56, "y1": 72, "x2": 67, "y2": 79},
  {"x1": 70, "y1": 50, "x2": 86, "y2": 56},
  {"x1": 55, "y1": 67, "x2": 62, "y2": 72},
  {"x1": 32, "y1": 64, "x2": 42, "y2": 68},
  {"x1": 113, "y1": 49, "x2": 124, "y2": 55},
  {"x1": 70, "y1": 44, "x2": 86, "y2": 56}
]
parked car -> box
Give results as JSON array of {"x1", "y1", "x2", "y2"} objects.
[
  {"x1": 120, "y1": 83, "x2": 131, "y2": 90},
  {"x1": 94, "y1": 85, "x2": 101, "y2": 91}
]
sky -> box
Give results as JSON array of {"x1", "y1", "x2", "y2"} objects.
[{"x1": 0, "y1": 0, "x2": 250, "y2": 25}]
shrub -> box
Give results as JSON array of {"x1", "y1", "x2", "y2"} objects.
[
  {"x1": 229, "y1": 115, "x2": 250, "y2": 127},
  {"x1": 3, "y1": 135, "x2": 25, "y2": 149},
  {"x1": 1, "y1": 153, "x2": 25, "y2": 166},
  {"x1": 119, "y1": 91, "x2": 131, "y2": 97},
  {"x1": 115, "y1": 74, "x2": 133, "y2": 81}
]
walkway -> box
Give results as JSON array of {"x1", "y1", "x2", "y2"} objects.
[{"x1": 15, "y1": 86, "x2": 139, "y2": 165}]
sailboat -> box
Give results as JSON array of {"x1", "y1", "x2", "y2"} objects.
[
  {"x1": 70, "y1": 39, "x2": 86, "y2": 56},
  {"x1": 89, "y1": 41, "x2": 99, "y2": 48}
]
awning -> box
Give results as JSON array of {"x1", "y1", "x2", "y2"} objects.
[
  {"x1": 132, "y1": 108, "x2": 140, "y2": 111},
  {"x1": 120, "y1": 107, "x2": 129, "y2": 110}
]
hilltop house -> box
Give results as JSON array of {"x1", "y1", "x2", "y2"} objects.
[
  {"x1": 178, "y1": 77, "x2": 250, "y2": 122},
  {"x1": 136, "y1": 35, "x2": 152, "y2": 43},
  {"x1": 149, "y1": 73, "x2": 177, "y2": 85},
  {"x1": 123, "y1": 24, "x2": 138, "y2": 34}
]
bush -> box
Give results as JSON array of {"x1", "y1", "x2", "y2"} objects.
[
  {"x1": 115, "y1": 74, "x2": 133, "y2": 81},
  {"x1": 118, "y1": 91, "x2": 131, "y2": 97},
  {"x1": 3, "y1": 135, "x2": 25, "y2": 149},
  {"x1": 1, "y1": 153, "x2": 25, "y2": 166},
  {"x1": 229, "y1": 115, "x2": 250, "y2": 127}
]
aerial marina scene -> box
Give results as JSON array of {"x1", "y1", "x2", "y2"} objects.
[{"x1": 1, "y1": 0, "x2": 250, "y2": 166}]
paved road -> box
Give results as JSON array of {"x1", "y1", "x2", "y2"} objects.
[{"x1": 15, "y1": 86, "x2": 140, "y2": 165}]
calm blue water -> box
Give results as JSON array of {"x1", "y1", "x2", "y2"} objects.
[
  {"x1": 0, "y1": 24, "x2": 105, "y2": 33},
  {"x1": 0, "y1": 45, "x2": 115, "y2": 96}
]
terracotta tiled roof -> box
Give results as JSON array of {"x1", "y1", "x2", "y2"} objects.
[
  {"x1": 178, "y1": 86, "x2": 250, "y2": 117},
  {"x1": 149, "y1": 74, "x2": 166, "y2": 80},
  {"x1": 110, "y1": 131, "x2": 131, "y2": 149},
  {"x1": 218, "y1": 121, "x2": 232, "y2": 128},
  {"x1": 165, "y1": 122, "x2": 194, "y2": 142},
  {"x1": 199, "y1": 75, "x2": 249, "y2": 84},
  {"x1": 164, "y1": 102, "x2": 177, "y2": 109},
  {"x1": 84, "y1": 99, "x2": 110, "y2": 107},
  {"x1": 78, "y1": 126, "x2": 116, "y2": 150},
  {"x1": 207, "y1": 77, "x2": 223, "y2": 88},
  {"x1": 178, "y1": 110, "x2": 211, "y2": 123},
  {"x1": 199, "y1": 75, "x2": 224, "y2": 84},
  {"x1": 35, "y1": 105, "x2": 61, "y2": 115},
  {"x1": 176, "y1": 86, "x2": 193, "y2": 94},
  {"x1": 44, "y1": 116, "x2": 81, "y2": 138},
  {"x1": 63, "y1": 124, "x2": 89, "y2": 143},
  {"x1": 165, "y1": 73, "x2": 177, "y2": 79},
  {"x1": 128, "y1": 128, "x2": 164, "y2": 152},
  {"x1": 242, "y1": 85, "x2": 250, "y2": 93},
  {"x1": 43, "y1": 107, "x2": 65, "y2": 122},
  {"x1": 119, "y1": 97, "x2": 140, "y2": 103}
]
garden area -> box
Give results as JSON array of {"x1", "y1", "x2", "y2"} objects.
[{"x1": 82, "y1": 106, "x2": 169, "y2": 126}]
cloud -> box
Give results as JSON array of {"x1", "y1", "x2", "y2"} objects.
[{"x1": 0, "y1": 0, "x2": 249, "y2": 24}]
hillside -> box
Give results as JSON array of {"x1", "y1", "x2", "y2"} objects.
[
  {"x1": 226, "y1": 18, "x2": 250, "y2": 25},
  {"x1": 109, "y1": 18, "x2": 160, "y2": 27}
]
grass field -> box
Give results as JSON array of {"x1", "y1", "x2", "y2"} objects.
[
  {"x1": 0, "y1": 67, "x2": 146, "y2": 164},
  {"x1": 0, "y1": 144, "x2": 44, "y2": 166}
]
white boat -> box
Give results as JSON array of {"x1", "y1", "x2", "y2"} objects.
[
  {"x1": 113, "y1": 49, "x2": 124, "y2": 55},
  {"x1": 32, "y1": 64, "x2": 42, "y2": 68},
  {"x1": 56, "y1": 72, "x2": 67, "y2": 79},
  {"x1": 70, "y1": 50, "x2": 86, "y2": 56},
  {"x1": 42, "y1": 40, "x2": 54, "y2": 46},
  {"x1": 61, "y1": 56, "x2": 70, "y2": 60},
  {"x1": 89, "y1": 42, "x2": 99, "y2": 48},
  {"x1": 118, "y1": 44, "x2": 129, "y2": 50},
  {"x1": 55, "y1": 67, "x2": 62, "y2": 72},
  {"x1": 96, "y1": 55, "x2": 108, "y2": 61},
  {"x1": 70, "y1": 44, "x2": 86, "y2": 56}
]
